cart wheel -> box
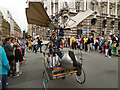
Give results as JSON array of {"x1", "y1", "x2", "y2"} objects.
[
  {"x1": 75, "y1": 68, "x2": 86, "y2": 84},
  {"x1": 42, "y1": 71, "x2": 49, "y2": 89}
]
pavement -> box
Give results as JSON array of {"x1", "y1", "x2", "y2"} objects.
[{"x1": 7, "y1": 48, "x2": 118, "y2": 88}]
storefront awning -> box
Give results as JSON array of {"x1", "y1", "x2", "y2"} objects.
[
  {"x1": 66, "y1": 9, "x2": 94, "y2": 28},
  {"x1": 26, "y1": 2, "x2": 56, "y2": 29}
]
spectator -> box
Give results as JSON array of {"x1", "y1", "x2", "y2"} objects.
[
  {"x1": 21, "y1": 39, "x2": 26, "y2": 64},
  {"x1": 0, "y1": 32, "x2": 10, "y2": 89},
  {"x1": 62, "y1": 39, "x2": 65, "y2": 48},
  {"x1": 108, "y1": 41, "x2": 112, "y2": 58},
  {"x1": 4, "y1": 37, "x2": 16, "y2": 77},
  {"x1": 65, "y1": 38, "x2": 67, "y2": 48},
  {"x1": 94, "y1": 38, "x2": 99, "y2": 51},
  {"x1": 68, "y1": 38, "x2": 70, "y2": 47},
  {"x1": 84, "y1": 36, "x2": 88, "y2": 52},
  {"x1": 15, "y1": 45, "x2": 23, "y2": 77},
  {"x1": 99, "y1": 37, "x2": 105, "y2": 53},
  {"x1": 87, "y1": 37, "x2": 90, "y2": 52},
  {"x1": 21, "y1": 39, "x2": 26, "y2": 57},
  {"x1": 37, "y1": 37, "x2": 42, "y2": 53},
  {"x1": 105, "y1": 41, "x2": 109, "y2": 57},
  {"x1": 0, "y1": 44, "x2": 10, "y2": 89},
  {"x1": 112, "y1": 41, "x2": 117, "y2": 56},
  {"x1": 90, "y1": 36, "x2": 94, "y2": 51},
  {"x1": 33, "y1": 39, "x2": 38, "y2": 54}
]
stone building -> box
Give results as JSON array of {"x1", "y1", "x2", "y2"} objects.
[
  {"x1": 27, "y1": 0, "x2": 120, "y2": 38},
  {"x1": 44, "y1": 0, "x2": 120, "y2": 38},
  {"x1": 0, "y1": 7, "x2": 22, "y2": 38},
  {"x1": 27, "y1": 24, "x2": 49, "y2": 39},
  {"x1": 0, "y1": 11, "x2": 10, "y2": 38},
  {"x1": 28, "y1": 24, "x2": 33, "y2": 37},
  {"x1": 14, "y1": 21, "x2": 21, "y2": 37}
]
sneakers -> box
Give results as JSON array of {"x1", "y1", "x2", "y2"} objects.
[
  {"x1": 6, "y1": 83, "x2": 8, "y2": 85},
  {"x1": 105, "y1": 55, "x2": 108, "y2": 57},
  {"x1": 108, "y1": 56, "x2": 111, "y2": 58},
  {"x1": 19, "y1": 70, "x2": 22, "y2": 75},
  {"x1": 15, "y1": 73, "x2": 20, "y2": 77}
]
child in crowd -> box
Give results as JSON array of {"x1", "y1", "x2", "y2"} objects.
[
  {"x1": 15, "y1": 45, "x2": 23, "y2": 76},
  {"x1": 105, "y1": 41, "x2": 109, "y2": 57}
]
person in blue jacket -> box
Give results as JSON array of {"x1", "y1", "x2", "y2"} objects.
[{"x1": 0, "y1": 36, "x2": 10, "y2": 89}]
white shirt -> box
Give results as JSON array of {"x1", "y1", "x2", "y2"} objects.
[
  {"x1": 33, "y1": 40, "x2": 38, "y2": 45},
  {"x1": 94, "y1": 39, "x2": 98, "y2": 45}
]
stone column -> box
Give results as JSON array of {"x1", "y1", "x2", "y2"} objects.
[
  {"x1": 58, "y1": 0, "x2": 61, "y2": 10},
  {"x1": 49, "y1": 0, "x2": 52, "y2": 16},
  {"x1": 74, "y1": 0, "x2": 76, "y2": 9},
  {"x1": 84, "y1": 0, "x2": 86, "y2": 10},
  {"x1": 115, "y1": 0, "x2": 118, "y2": 18},
  {"x1": 53, "y1": 0, "x2": 56, "y2": 16},
  {"x1": 107, "y1": 0, "x2": 110, "y2": 17}
]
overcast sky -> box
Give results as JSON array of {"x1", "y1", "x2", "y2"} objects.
[{"x1": 0, "y1": 0, "x2": 27, "y2": 31}]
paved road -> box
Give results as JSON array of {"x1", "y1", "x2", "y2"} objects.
[{"x1": 7, "y1": 48, "x2": 118, "y2": 88}]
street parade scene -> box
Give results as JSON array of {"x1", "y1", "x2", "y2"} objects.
[{"x1": 0, "y1": 0, "x2": 120, "y2": 89}]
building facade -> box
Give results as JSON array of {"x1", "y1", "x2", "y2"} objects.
[
  {"x1": 0, "y1": 11, "x2": 10, "y2": 38},
  {"x1": 0, "y1": 7, "x2": 22, "y2": 38},
  {"x1": 44, "y1": 0, "x2": 120, "y2": 38},
  {"x1": 27, "y1": 24, "x2": 50, "y2": 39},
  {"x1": 14, "y1": 21, "x2": 21, "y2": 37},
  {"x1": 27, "y1": 0, "x2": 120, "y2": 39}
]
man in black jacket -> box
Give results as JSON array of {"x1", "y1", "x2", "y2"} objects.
[
  {"x1": 37, "y1": 37, "x2": 42, "y2": 53},
  {"x1": 90, "y1": 36, "x2": 94, "y2": 51}
]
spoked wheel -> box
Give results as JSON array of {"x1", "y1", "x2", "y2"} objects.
[
  {"x1": 42, "y1": 71, "x2": 49, "y2": 89},
  {"x1": 26, "y1": 47, "x2": 32, "y2": 53},
  {"x1": 75, "y1": 68, "x2": 86, "y2": 84}
]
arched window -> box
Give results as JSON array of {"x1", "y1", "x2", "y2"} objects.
[
  {"x1": 91, "y1": 18, "x2": 97, "y2": 25},
  {"x1": 63, "y1": 16, "x2": 68, "y2": 23}
]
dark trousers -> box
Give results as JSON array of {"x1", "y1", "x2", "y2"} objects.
[
  {"x1": 82, "y1": 43, "x2": 84, "y2": 49},
  {"x1": 33, "y1": 45, "x2": 37, "y2": 53},
  {"x1": 95, "y1": 45, "x2": 98, "y2": 51},
  {"x1": 0, "y1": 75, "x2": 7, "y2": 90},
  {"x1": 37, "y1": 44, "x2": 42, "y2": 53},
  {"x1": 22, "y1": 48, "x2": 25, "y2": 56},
  {"x1": 108, "y1": 49, "x2": 111, "y2": 56},
  {"x1": 85, "y1": 43, "x2": 88, "y2": 51},
  {"x1": 8, "y1": 60, "x2": 15, "y2": 76}
]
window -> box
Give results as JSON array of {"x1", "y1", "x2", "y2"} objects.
[
  {"x1": 101, "y1": 6, "x2": 104, "y2": 13},
  {"x1": 91, "y1": 3, "x2": 94, "y2": 11},
  {"x1": 117, "y1": 9, "x2": 119, "y2": 16},
  {"x1": 76, "y1": 1, "x2": 80, "y2": 12},
  {"x1": 109, "y1": 8, "x2": 112, "y2": 15}
]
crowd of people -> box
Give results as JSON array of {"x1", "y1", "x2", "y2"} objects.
[
  {"x1": 61, "y1": 34, "x2": 120, "y2": 58},
  {"x1": 26, "y1": 37, "x2": 43, "y2": 54},
  {"x1": 0, "y1": 32, "x2": 120, "y2": 89},
  {"x1": 0, "y1": 35, "x2": 45, "y2": 88},
  {"x1": 0, "y1": 37, "x2": 28, "y2": 89},
  {"x1": 0, "y1": 36, "x2": 44, "y2": 89}
]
